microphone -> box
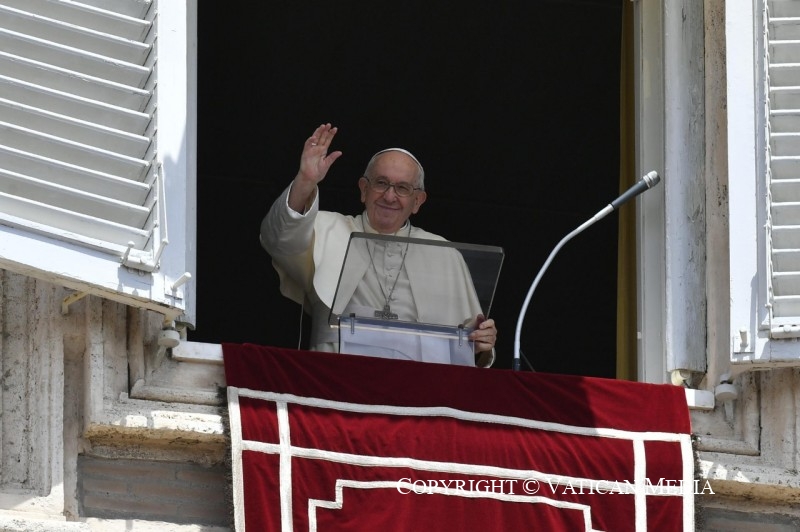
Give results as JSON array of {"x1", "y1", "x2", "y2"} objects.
[
  {"x1": 512, "y1": 171, "x2": 662, "y2": 371},
  {"x1": 610, "y1": 171, "x2": 661, "y2": 210}
]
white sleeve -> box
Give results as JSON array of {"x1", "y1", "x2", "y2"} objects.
[{"x1": 259, "y1": 182, "x2": 319, "y2": 256}]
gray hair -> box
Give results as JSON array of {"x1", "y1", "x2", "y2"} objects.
[{"x1": 364, "y1": 148, "x2": 425, "y2": 190}]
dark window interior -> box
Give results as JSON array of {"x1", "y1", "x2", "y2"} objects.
[{"x1": 192, "y1": 0, "x2": 624, "y2": 376}]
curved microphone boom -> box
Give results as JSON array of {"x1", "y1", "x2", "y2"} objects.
[{"x1": 512, "y1": 171, "x2": 661, "y2": 371}]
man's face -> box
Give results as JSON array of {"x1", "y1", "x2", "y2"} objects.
[{"x1": 359, "y1": 152, "x2": 427, "y2": 234}]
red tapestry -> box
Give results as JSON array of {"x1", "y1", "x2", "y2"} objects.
[{"x1": 223, "y1": 344, "x2": 695, "y2": 531}]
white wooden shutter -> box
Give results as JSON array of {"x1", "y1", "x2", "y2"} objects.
[
  {"x1": 0, "y1": 0, "x2": 196, "y2": 322},
  {"x1": 767, "y1": 0, "x2": 800, "y2": 338}
]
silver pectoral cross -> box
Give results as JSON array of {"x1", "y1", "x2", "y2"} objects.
[{"x1": 375, "y1": 304, "x2": 398, "y2": 320}]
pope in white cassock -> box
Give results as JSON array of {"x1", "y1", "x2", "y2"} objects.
[{"x1": 260, "y1": 123, "x2": 498, "y2": 367}]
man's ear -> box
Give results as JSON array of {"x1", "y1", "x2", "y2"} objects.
[
  {"x1": 411, "y1": 190, "x2": 427, "y2": 214},
  {"x1": 358, "y1": 177, "x2": 368, "y2": 203}
]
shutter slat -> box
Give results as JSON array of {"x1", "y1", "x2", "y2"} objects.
[
  {"x1": 0, "y1": 167, "x2": 150, "y2": 226},
  {"x1": 0, "y1": 75, "x2": 150, "y2": 131},
  {"x1": 0, "y1": 191, "x2": 149, "y2": 247},
  {"x1": 770, "y1": 40, "x2": 800, "y2": 62},
  {"x1": 772, "y1": 18, "x2": 800, "y2": 40},
  {"x1": 0, "y1": 0, "x2": 152, "y2": 42},
  {"x1": 771, "y1": 295, "x2": 800, "y2": 318},
  {"x1": 769, "y1": 177, "x2": 800, "y2": 196},
  {"x1": 0, "y1": 5, "x2": 151, "y2": 66},
  {"x1": 770, "y1": 179, "x2": 800, "y2": 202},
  {"x1": 0, "y1": 52, "x2": 150, "y2": 110},
  {"x1": 0, "y1": 27, "x2": 150, "y2": 87},
  {"x1": 770, "y1": 86, "x2": 800, "y2": 108},
  {"x1": 770, "y1": 203, "x2": 800, "y2": 226},
  {"x1": 769, "y1": 63, "x2": 800, "y2": 86},
  {"x1": 769, "y1": 108, "x2": 800, "y2": 132},
  {"x1": 770, "y1": 132, "x2": 800, "y2": 155},
  {"x1": 772, "y1": 248, "x2": 800, "y2": 271},
  {"x1": 770, "y1": 156, "x2": 800, "y2": 179},
  {"x1": 0, "y1": 121, "x2": 148, "y2": 179},
  {"x1": 0, "y1": 144, "x2": 149, "y2": 203},
  {"x1": 0, "y1": 98, "x2": 149, "y2": 156},
  {"x1": 771, "y1": 0, "x2": 800, "y2": 18},
  {"x1": 75, "y1": 0, "x2": 153, "y2": 20},
  {"x1": 772, "y1": 270, "x2": 800, "y2": 293},
  {"x1": 771, "y1": 225, "x2": 800, "y2": 248}
]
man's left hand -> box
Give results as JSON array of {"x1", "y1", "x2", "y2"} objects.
[{"x1": 469, "y1": 314, "x2": 497, "y2": 354}]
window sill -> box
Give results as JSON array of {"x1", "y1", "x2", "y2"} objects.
[{"x1": 177, "y1": 341, "x2": 717, "y2": 412}]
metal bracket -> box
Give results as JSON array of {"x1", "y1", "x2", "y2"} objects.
[
  {"x1": 61, "y1": 291, "x2": 89, "y2": 315},
  {"x1": 732, "y1": 325, "x2": 754, "y2": 353},
  {"x1": 120, "y1": 163, "x2": 169, "y2": 273}
]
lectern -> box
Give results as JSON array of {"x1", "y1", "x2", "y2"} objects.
[{"x1": 328, "y1": 232, "x2": 504, "y2": 366}]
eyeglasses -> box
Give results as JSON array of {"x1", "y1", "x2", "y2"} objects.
[{"x1": 365, "y1": 177, "x2": 421, "y2": 197}]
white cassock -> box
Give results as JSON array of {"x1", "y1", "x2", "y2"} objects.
[{"x1": 260, "y1": 183, "x2": 494, "y2": 367}]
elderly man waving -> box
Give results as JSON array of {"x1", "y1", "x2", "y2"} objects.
[{"x1": 260, "y1": 123, "x2": 497, "y2": 367}]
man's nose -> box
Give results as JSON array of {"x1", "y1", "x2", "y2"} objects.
[{"x1": 382, "y1": 185, "x2": 399, "y2": 200}]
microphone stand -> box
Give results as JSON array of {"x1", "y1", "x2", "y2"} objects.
[{"x1": 512, "y1": 171, "x2": 661, "y2": 371}]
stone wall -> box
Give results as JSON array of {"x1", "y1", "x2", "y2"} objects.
[
  {"x1": 4, "y1": 261, "x2": 800, "y2": 530},
  {"x1": 78, "y1": 456, "x2": 229, "y2": 526},
  {"x1": 0, "y1": 270, "x2": 228, "y2": 531}
]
